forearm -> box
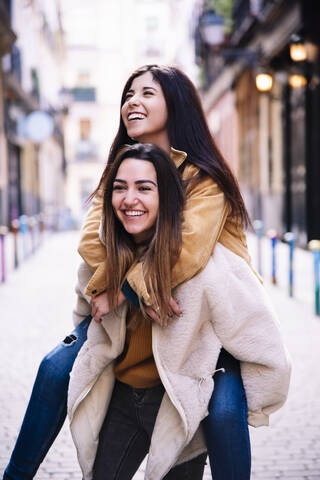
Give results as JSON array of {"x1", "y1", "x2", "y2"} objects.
[{"x1": 78, "y1": 189, "x2": 106, "y2": 271}]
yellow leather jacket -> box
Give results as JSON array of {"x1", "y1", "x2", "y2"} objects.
[{"x1": 78, "y1": 147, "x2": 254, "y2": 303}]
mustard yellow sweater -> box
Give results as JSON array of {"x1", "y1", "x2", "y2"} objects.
[{"x1": 114, "y1": 308, "x2": 160, "y2": 388}]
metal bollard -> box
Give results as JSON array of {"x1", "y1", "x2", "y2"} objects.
[
  {"x1": 284, "y1": 232, "x2": 296, "y2": 298},
  {"x1": 19, "y1": 215, "x2": 28, "y2": 259},
  {"x1": 267, "y1": 229, "x2": 278, "y2": 285},
  {"x1": 253, "y1": 220, "x2": 264, "y2": 276},
  {"x1": 28, "y1": 216, "x2": 36, "y2": 254},
  {"x1": 11, "y1": 219, "x2": 20, "y2": 268},
  {"x1": 0, "y1": 225, "x2": 8, "y2": 282},
  {"x1": 39, "y1": 213, "x2": 45, "y2": 244},
  {"x1": 308, "y1": 239, "x2": 320, "y2": 316}
]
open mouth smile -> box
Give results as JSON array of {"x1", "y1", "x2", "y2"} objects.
[
  {"x1": 122, "y1": 210, "x2": 146, "y2": 217},
  {"x1": 127, "y1": 112, "x2": 146, "y2": 121}
]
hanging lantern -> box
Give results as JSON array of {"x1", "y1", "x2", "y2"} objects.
[{"x1": 290, "y1": 34, "x2": 307, "y2": 62}]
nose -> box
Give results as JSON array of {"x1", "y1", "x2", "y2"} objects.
[
  {"x1": 127, "y1": 93, "x2": 140, "y2": 107},
  {"x1": 123, "y1": 188, "x2": 138, "y2": 206}
]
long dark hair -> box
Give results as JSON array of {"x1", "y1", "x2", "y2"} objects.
[
  {"x1": 103, "y1": 143, "x2": 185, "y2": 326},
  {"x1": 93, "y1": 64, "x2": 250, "y2": 227}
]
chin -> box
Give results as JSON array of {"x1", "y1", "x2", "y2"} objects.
[{"x1": 127, "y1": 129, "x2": 143, "y2": 141}]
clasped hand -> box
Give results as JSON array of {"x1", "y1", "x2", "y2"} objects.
[{"x1": 90, "y1": 292, "x2": 182, "y2": 324}]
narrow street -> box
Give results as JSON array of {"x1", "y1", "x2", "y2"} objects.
[{"x1": 1, "y1": 232, "x2": 320, "y2": 479}]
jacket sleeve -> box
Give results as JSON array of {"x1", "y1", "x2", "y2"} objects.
[
  {"x1": 77, "y1": 190, "x2": 110, "y2": 297},
  {"x1": 72, "y1": 261, "x2": 93, "y2": 327},
  {"x1": 126, "y1": 172, "x2": 230, "y2": 305}
]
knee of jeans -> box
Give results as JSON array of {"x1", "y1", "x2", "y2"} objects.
[{"x1": 38, "y1": 352, "x2": 70, "y2": 387}]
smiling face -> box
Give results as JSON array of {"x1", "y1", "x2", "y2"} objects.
[
  {"x1": 112, "y1": 157, "x2": 159, "y2": 244},
  {"x1": 121, "y1": 71, "x2": 169, "y2": 152}
]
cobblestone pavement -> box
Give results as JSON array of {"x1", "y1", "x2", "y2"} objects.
[{"x1": 1, "y1": 231, "x2": 320, "y2": 480}]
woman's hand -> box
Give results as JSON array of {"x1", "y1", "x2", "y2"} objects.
[
  {"x1": 145, "y1": 297, "x2": 182, "y2": 326},
  {"x1": 91, "y1": 290, "x2": 126, "y2": 323}
]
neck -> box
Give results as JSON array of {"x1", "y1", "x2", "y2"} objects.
[
  {"x1": 138, "y1": 132, "x2": 170, "y2": 154},
  {"x1": 154, "y1": 137, "x2": 170, "y2": 154}
]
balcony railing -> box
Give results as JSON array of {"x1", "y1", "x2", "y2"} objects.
[
  {"x1": 232, "y1": 0, "x2": 277, "y2": 43},
  {"x1": 72, "y1": 87, "x2": 96, "y2": 103}
]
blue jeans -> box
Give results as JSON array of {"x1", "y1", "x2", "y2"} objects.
[
  {"x1": 3, "y1": 316, "x2": 91, "y2": 480},
  {"x1": 203, "y1": 348, "x2": 251, "y2": 480},
  {"x1": 4, "y1": 322, "x2": 250, "y2": 480}
]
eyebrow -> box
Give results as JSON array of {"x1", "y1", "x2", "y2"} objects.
[
  {"x1": 126, "y1": 86, "x2": 157, "y2": 94},
  {"x1": 114, "y1": 178, "x2": 157, "y2": 187}
]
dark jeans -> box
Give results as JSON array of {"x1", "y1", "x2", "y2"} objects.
[
  {"x1": 203, "y1": 349, "x2": 251, "y2": 479},
  {"x1": 3, "y1": 315, "x2": 250, "y2": 480},
  {"x1": 93, "y1": 380, "x2": 207, "y2": 480}
]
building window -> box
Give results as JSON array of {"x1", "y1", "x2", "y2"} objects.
[
  {"x1": 72, "y1": 72, "x2": 96, "y2": 102},
  {"x1": 80, "y1": 118, "x2": 91, "y2": 140},
  {"x1": 77, "y1": 72, "x2": 90, "y2": 87}
]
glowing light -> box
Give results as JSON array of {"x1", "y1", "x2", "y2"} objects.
[
  {"x1": 290, "y1": 42, "x2": 307, "y2": 62},
  {"x1": 289, "y1": 74, "x2": 307, "y2": 88},
  {"x1": 255, "y1": 73, "x2": 273, "y2": 92}
]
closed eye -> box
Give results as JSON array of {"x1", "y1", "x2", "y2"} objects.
[{"x1": 113, "y1": 185, "x2": 126, "y2": 191}]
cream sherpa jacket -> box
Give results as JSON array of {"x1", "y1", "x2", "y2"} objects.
[{"x1": 69, "y1": 243, "x2": 291, "y2": 480}]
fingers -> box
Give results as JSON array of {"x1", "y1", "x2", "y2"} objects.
[
  {"x1": 90, "y1": 291, "x2": 111, "y2": 323},
  {"x1": 117, "y1": 290, "x2": 126, "y2": 306},
  {"x1": 145, "y1": 306, "x2": 162, "y2": 325},
  {"x1": 91, "y1": 302, "x2": 97, "y2": 318},
  {"x1": 91, "y1": 300, "x2": 101, "y2": 323},
  {"x1": 169, "y1": 297, "x2": 182, "y2": 316},
  {"x1": 92, "y1": 306, "x2": 102, "y2": 323}
]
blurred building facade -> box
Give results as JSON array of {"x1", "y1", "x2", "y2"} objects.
[
  {"x1": 0, "y1": 0, "x2": 16, "y2": 227},
  {"x1": 197, "y1": 0, "x2": 320, "y2": 246},
  {"x1": 61, "y1": 0, "x2": 199, "y2": 223},
  {"x1": 0, "y1": 0, "x2": 67, "y2": 229}
]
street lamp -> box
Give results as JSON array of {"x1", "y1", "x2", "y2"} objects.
[
  {"x1": 197, "y1": 8, "x2": 273, "y2": 93},
  {"x1": 290, "y1": 34, "x2": 307, "y2": 62},
  {"x1": 199, "y1": 9, "x2": 225, "y2": 47}
]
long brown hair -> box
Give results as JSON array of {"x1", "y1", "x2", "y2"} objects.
[
  {"x1": 92, "y1": 64, "x2": 250, "y2": 228},
  {"x1": 102, "y1": 143, "x2": 185, "y2": 326}
]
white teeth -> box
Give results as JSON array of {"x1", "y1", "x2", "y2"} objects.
[
  {"x1": 124, "y1": 210, "x2": 145, "y2": 216},
  {"x1": 128, "y1": 113, "x2": 145, "y2": 120}
]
